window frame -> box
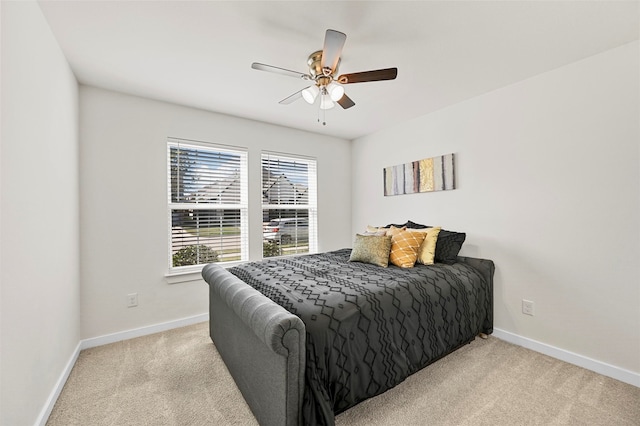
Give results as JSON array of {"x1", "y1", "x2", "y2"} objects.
[
  {"x1": 166, "y1": 137, "x2": 248, "y2": 276},
  {"x1": 261, "y1": 151, "x2": 318, "y2": 259}
]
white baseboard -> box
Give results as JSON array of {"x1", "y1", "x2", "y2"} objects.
[
  {"x1": 35, "y1": 341, "x2": 82, "y2": 426},
  {"x1": 492, "y1": 328, "x2": 640, "y2": 388},
  {"x1": 80, "y1": 313, "x2": 209, "y2": 350},
  {"x1": 36, "y1": 313, "x2": 209, "y2": 426}
]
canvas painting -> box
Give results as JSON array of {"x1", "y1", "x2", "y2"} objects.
[{"x1": 384, "y1": 153, "x2": 455, "y2": 196}]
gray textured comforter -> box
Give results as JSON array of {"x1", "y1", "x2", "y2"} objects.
[{"x1": 228, "y1": 249, "x2": 492, "y2": 426}]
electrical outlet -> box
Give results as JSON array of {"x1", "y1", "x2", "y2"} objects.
[
  {"x1": 522, "y1": 299, "x2": 534, "y2": 316},
  {"x1": 127, "y1": 293, "x2": 138, "y2": 308}
]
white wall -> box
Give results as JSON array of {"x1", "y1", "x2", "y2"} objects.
[
  {"x1": 0, "y1": 2, "x2": 80, "y2": 425},
  {"x1": 351, "y1": 42, "x2": 639, "y2": 375},
  {"x1": 79, "y1": 86, "x2": 352, "y2": 339}
]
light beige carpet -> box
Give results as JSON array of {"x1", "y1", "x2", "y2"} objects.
[{"x1": 47, "y1": 322, "x2": 640, "y2": 426}]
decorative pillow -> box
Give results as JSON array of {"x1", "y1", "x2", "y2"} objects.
[
  {"x1": 385, "y1": 220, "x2": 431, "y2": 229},
  {"x1": 413, "y1": 227, "x2": 442, "y2": 265},
  {"x1": 349, "y1": 234, "x2": 393, "y2": 267},
  {"x1": 402, "y1": 220, "x2": 465, "y2": 263},
  {"x1": 406, "y1": 220, "x2": 429, "y2": 229},
  {"x1": 366, "y1": 225, "x2": 388, "y2": 235},
  {"x1": 376, "y1": 220, "x2": 466, "y2": 264},
  {"x1": 384, "y1": 222, "x2": 408, "y2": 229},
  {"x1": 434, "y1": 230, "x2": 466, "y2": 264},
  {"x1": 361, "y1": 230, "x2": 387, "y2": 236},
  {"x1": 387, "y1": 226, "x2": 427, "y2": 268}
]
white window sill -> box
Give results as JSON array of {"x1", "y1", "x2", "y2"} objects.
[
  {"x1": 165, "y1": 260, "x2": 245, "y2": 284},
  {"x1": 165, "y1": 269, "x2": 203, "y2": 285}
]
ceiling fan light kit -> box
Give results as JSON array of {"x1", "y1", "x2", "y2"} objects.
[
  {"x1": 327, "y1": 82, "x2": 344, "y2": 102},
  {"x1": 252, "y1": 29, "x2": 398, "y2": 125},
  {"x1": 319, "y1": 93, "x2": 334, "y2": 110},
  {"x1": 302, "y1": 85, "x2": 319, "y2": 104}
]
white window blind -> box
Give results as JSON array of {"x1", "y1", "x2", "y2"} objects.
[
  {"x1": 262, "y1": 152, "x2": 317, "y2": 258},
  {"x1": 168, "y1": 138, "x2": 248, "y2": 270}
]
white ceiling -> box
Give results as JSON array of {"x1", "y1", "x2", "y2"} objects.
[{"x1": 38, "y1": 1, "x2": 638, "y2": 140}]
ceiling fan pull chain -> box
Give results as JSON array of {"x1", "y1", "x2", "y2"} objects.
[{"x1": 317, "y1": 99, "x2": 326, "y2": 126}]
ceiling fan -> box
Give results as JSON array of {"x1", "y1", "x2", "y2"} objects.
[{"x1": 251, "y1": 29, "x2": 398, "y2": 124}]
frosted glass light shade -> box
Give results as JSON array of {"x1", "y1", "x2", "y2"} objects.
[
  {"x1": 302, "y1": 85, "x2": 319, "y2": 104},
  {"x1": 327, "y1": 83, "x2": 344, "y2": 102},
  {"x1": 320, "y1": 95, "x2": 334, "y2": 110}
]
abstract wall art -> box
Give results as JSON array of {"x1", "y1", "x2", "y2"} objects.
[{"x1": 384, "y1": 153, "x2": 456, "y2": 196}]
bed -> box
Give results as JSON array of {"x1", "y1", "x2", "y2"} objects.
[{"x1": 201, "y1": 226, "x2": 494, "y2": 426}]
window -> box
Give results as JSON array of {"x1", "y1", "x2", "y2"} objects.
[
  {"x1": 262, "y1": 152, "x2": 317, "y2": 258},
  {"x1": 168, "y1": 138, "x2": 247, "y2": 271}
]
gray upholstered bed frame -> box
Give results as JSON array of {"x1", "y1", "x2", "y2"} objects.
[{"x1": 201, "y1": 255, "x2": 494, "y2": 426}]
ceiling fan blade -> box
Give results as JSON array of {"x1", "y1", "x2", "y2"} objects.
[
  {"x1": 251, "y1": 62, "x2": 310, "y2": 80},
  {"x1": 321, "y1": 29, "x2": 346, "y2": 73},
  {"x1": 337, "y1": 68, "x2": 398, "y2": 84},
  {"x1": 337, "y1": 93, "x2": 355, "y2": 109},
  {"x1": 279, "y1": 89, "x2": 304, "y2": 105}
]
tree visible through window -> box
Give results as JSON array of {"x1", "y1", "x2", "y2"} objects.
[
  {"x1": 168, "y1": 139, "x2": 248, "y2": 269},
  {"x1": 262, "y1": 153, "x2": 317, "y2": 258}
]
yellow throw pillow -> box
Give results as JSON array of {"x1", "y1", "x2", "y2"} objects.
[
  {"x1": 413, "y1": 227, "x2": 442, "y2": 265},
  {"x1": 387, "y1": 226, "x2": 427, "y2": 268}
]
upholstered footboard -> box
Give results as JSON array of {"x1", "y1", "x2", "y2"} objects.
[
  {"x1": 457, "y1": 256, "x2": 495, "y2": 335},
  {"x1": 202, "y1": 264, "x2": 306, "y2": 426}
]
